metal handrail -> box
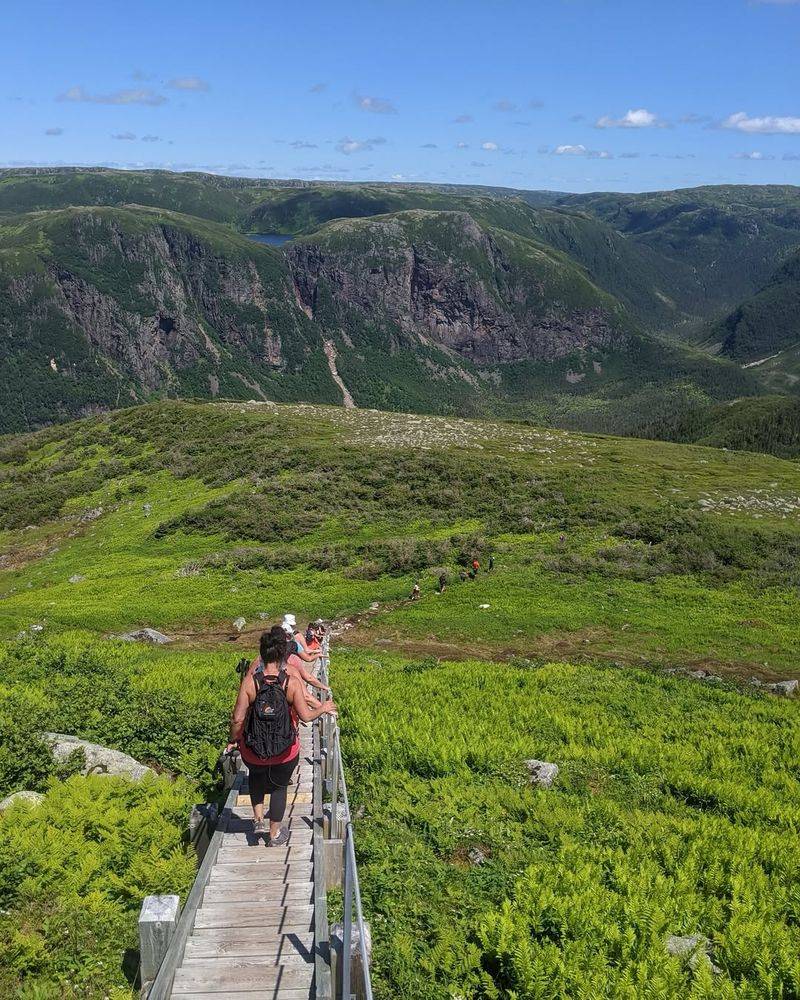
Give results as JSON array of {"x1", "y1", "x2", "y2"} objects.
[{"x1": 318, "y1": 635, "x2": 374, "y2": 1000}]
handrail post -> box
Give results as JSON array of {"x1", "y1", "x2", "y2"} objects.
[
  {"x1": 342, "y1": 827, "x2": 353, "y2": 1000},
  {"x1": 330, "y1": 727, "x2": 340, "y2": 838}
]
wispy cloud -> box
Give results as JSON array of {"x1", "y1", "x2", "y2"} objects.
[
  {"x1": 493, "y1": 99, "x2": 517, "y2": 112},
  {"x1": 44, "y1": 127, "x2": 63, "y2": 136},
  {"x1": 141, "y1": 134, "x2": 161, "y2": 142},
  {"x1": 452, "y1": 114, "x2": 473, "y2": 124},
  {"x1": 456, "y1": 141, "x2": 469, "y2": 149},
  {"x1": 721, "y1": 111, "x2": 800, "y2": 134},
  {"x1": 309, "y1": 82, "x2": 327, "y2": 93},
  {"x1": 481, "y1": 141, "x2": 499, "y2": 151},
  {"x1": 596, "y1": 108, "x2": 664, "y2": 129},
  {"x1": 289, "y1": 140, "x2": 318, "y2": 149},
  {"x1": 167, "y1": 76, "x2": 210, "y2": 91},
  {"x1": 527, "y1": 99, "x2": 544, "y2": 110},
  {"x1": 335, "y1": 136, "x2": 387, "y2": 154},
  {"x1": 354, "y1": 92, "x2": 397, "y2": 114},
  {"x1": 58, "y1": 85, "x2": 167, "y2": 106},
  {"x1": 680, "y1": 112, "x2": 713, "y2": 124},
  {"x1": 732, "y1": 150, "x2": 776, "y2": 160},
  {"x1": 784, "y1": 152, "x2": 800, "y2": 160},
  {"x1": 553, "y1": 144, "x2": 612, "y2": 158},
  {"x1": 111, "y1": 131, "x2": 137, "y2": 140},
  {"x1": 420, "y1": 142, "x2": 438, "y2": 148}
]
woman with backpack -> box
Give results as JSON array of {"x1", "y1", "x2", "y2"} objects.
[{"x1": 226, "y1": 626, "x2": 337, "y2": 845}]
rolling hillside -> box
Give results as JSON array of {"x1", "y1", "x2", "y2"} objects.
[{"x1": 1, "y1": 400, "x2": 798, "y2": 998}]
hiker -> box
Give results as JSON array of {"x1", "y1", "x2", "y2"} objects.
[
  {"x1": 438, "y1": 572, "x2": 447, "y2": 594},
  {"x1": 227, "y1": 627, "x2": 337, "y2": 844},
  {"x1": 471, "y1": 558, "x2": 480, "y2": 575},
  {"x1": 304, "y1": 619, "x2": 326, "y2": 655},
  {"x1": 459, "y1": 569, "x2": 467, "y2": 583},
  {"x1": 282, "y1": 613, "x2": 322, "y2": 663},
  {"x1": 248, "y1": 624, "x2": 330, "y2": 707},
  {"x1": 410, "y1": 581, "x2": 421, "y2": 600},
  {"x1": 468, "y1": 567, "x2": 476, "y2": 581},
  {"x1": 488, "y1": 554, "x2": 494, "y2": 572}
]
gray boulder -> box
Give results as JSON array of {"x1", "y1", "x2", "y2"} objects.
[
  {"x1": 44, "y1": 734, "x2": 153, "y2": 780},
  {"x1": 232, "y1": 616, "x2": 247, "y2": 633},
  {"x1": 116, "y1": 627, "x2": 172, "y2": 645},
  {"x1": 68, "y1": 574, "x2": 86, "y2": 584},
  {"x1": 525, "y1": 759, "x2": 559, "y2": 788},
  {"x1": 666, "y1": 934, "x2": 720, "y2": 974},
  {"x1": 767, "y1": 679, "x2": 798, "y2": 697},
  {"x1": 0, "y1": 790, "x2": 45, "y2": 810},
  {"x1": 467, "y1": 846, "x2": 488, "y2": 866}
]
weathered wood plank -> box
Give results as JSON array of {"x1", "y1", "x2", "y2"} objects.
[
  {"x1": 183, "y1": 931, "x2": 315, "y2": 960},
  {"x1": 173, "y1": 991, "x2": 312, "y2": 1000},
  {"x1": 216, "y1": 845, "x2": 313, "y2": 863},
  {"x1": 172, "y1": 962, "x2": 313, "y2": 992},
  {"x1": 194, "y1": 904, "x2": 315, "y2": 930},
  {"x1": 188, "y1": 926, "x2": 315, "y2": 945},
  {"x1": 202, "y1": 883, "x2": 314, "y2": 905},
  {"x1": 207, "y1": 864, "x2": 313, "y2": 886}
]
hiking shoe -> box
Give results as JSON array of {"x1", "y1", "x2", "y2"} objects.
[
  {"x1": 253, "y1": 819, "x2": 266, "y2": 837},
  {"x1": 269, "y1": 826, "x2": 290, "y2": 847}
]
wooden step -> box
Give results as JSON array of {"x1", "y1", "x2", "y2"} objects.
[
  {"x1": 202, "y1": 881, "x2": 315, "y2": 905},
  {"x1": 173, "y1": 992, "x2": 312, "y2": 1000},
  {"x1": 216, "y1": 845, "x2": 313, "y2": 864},
  {"x1": 182, "y1": 952, "x2": 312, "y2": 967},
  {"x1": 208, "y1": 862, "x2": 313, "y2": 884},
  {"x1": 194, "y1": 904, "x2": 315, "y2": 930},
  {"x1": 187, "y1": 926, "x2": 315, "y2": 947},
  {"x1": 184, "y1": 931, "x2": 314, "y2": 961},
  {"x1": 171, "y1": 961, "x2": 313, "y2": 993}
]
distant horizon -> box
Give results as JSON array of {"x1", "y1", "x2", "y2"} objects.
[{"x1": 3, "y1": 162, "x2": 800, "y2": 200}]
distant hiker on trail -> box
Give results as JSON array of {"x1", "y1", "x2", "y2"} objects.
[
  {"x1": 459, "y1": 569, "x2": 467, "y2": 583},
  {"x1": 227, "y1": 628, "x2": 336, "y2": 845},
  {"x1": 488, "y1": 554, "x2": 494, "y2": 571},
  {"x1": 472, "y1": 558, "x2": 480, "y2": 575},
  {"x1": 304, "y1": 619, "x2": 326, "y2": 654},
  {"x1": 410, "y1": 581, "x2": 421, "y2": 600},
  {"x1": 468, "y1": 567, "x2": 476, "y2": 581},
  {"x1": 438, "y1": 572, "x2": 447, "y2": 594}
]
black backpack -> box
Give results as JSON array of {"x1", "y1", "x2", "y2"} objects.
[{"x1": 244, "y1": 670, "x2": 296, "y2": 759}]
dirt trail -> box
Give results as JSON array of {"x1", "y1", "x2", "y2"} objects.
[{"x1": 166, "y1": 600, "x2": 788, "y2": 684}]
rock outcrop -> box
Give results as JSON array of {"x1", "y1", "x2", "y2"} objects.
[
  {"x1": 43, "y1": 733, "x2": 153, "y2": 780},
  {"x1": 0, "y1": 790, "x2": 45, "y2": 810}
]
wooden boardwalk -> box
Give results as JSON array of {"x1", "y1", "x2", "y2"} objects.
[{"x1": 169, "y1": 723, "x2": 324, "y2": 999}]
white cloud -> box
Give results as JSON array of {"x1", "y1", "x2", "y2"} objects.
[
  {"x1": 721, "y1": 111, "x2": 800, "y2": 134},
  {"x1": 44, "y1": 127, "x2": 63, "y2": 136},
  {"x1": 456, "y1": 141, "x2": 469, "y2": 149},
  {"x1": 58, "y1": 85, "x2": 166, "y2": 106},
  {"x1": 167, "y1": 76, "x2": 209, "y2": 91},
  {"x1": 481, "y1": 141, "x2": 498, "y2": 151},
  {"x1": 335, "y1": 136, "x2": 386, "y2": 154},
  {"x1": 354, "y1": 92, "x2": 397, "y2": 114},
  {"x1": 553, "y1": 144, "x2": 613, "y2": 158},
  {"x1": 111, "y1": 131, "x2": 137, "y2": 140},
  {"x1": 732, "y1": 151, "x2": 776, "y2": 160},
  {"x1": 596, "y1": 108, "x2": 661, "y2": 129}
]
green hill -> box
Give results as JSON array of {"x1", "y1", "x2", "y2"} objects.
[{"x1": 0, "y1": 400, "x2": 798, "y2": 997}]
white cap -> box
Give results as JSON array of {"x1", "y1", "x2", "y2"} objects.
[
  {"x1": 281, "y1": 623, "x2": 294, "y2": 635},
  {"x1": 282, "y1": 613, "x2": 296, "y2": 627}
]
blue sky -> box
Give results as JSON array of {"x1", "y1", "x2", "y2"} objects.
[{"x1": 2, "y1": 0, "x2": 798, "y2": 193}]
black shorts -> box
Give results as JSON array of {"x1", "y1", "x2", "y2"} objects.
[{"x1": 246, "y1": 752, "x2": 299, "y2": 804}]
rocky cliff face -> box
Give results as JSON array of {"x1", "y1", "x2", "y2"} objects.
[
  {"x1": 0, "y1": 209, "x2": 324, "y2": 428},
  {"x1": 287, "y1": 211, "x2": 627, "y2": 364}
]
